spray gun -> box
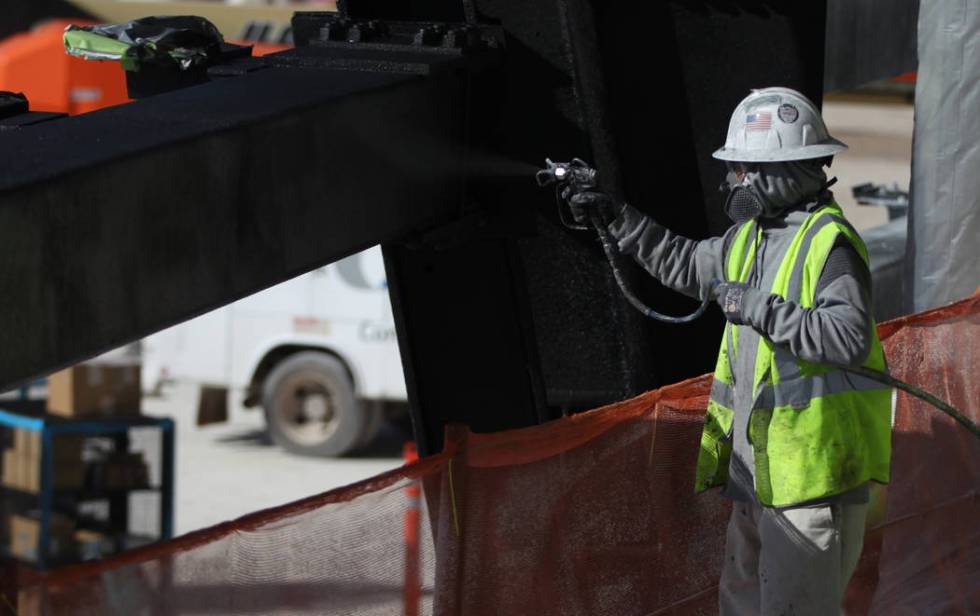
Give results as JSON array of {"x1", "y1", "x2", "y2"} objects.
[
  {"x1": 537, "y1": 158, "x2": 710, "y2": 324},
  {"x1": 535, "y1": 158, "x2": 598, "y2": 231},
  {"x1": 537, "y1": 158, "x2": 978, "y2": 438},
  {"x1": 535, "y1": 158, "x2": 597, "y2": 189}
]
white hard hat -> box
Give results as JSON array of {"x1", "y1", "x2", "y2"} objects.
[{"x1": 712, "y1": 87, "x2": 847, "y2": 163}]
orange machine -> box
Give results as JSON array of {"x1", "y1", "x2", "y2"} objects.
[
  {"x1": 0, "y1": 19, "x2": 129, "y2": 115},
  {"x1": 0, "y1": 19, "x2": 289, "y2": 115}
]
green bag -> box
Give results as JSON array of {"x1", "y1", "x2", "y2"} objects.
[{"x1": 64, "y1": 16, "x2": 224, "y2": 72}]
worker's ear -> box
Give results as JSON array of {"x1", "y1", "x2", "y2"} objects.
[{"x1": 721, "y1": 170, "x2": 739, "y2": 190}]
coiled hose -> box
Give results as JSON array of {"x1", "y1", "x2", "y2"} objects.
[{"x1": 588, "y1": 212, "x2": 710, "y2": 324}]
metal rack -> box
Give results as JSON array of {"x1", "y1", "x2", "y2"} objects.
[{"x1": 0, "y1": 406, "x2": 174, "y2": 569}]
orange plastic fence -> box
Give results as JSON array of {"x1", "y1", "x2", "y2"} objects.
[{"x1": 2, "y1": 292, "x2": 978, "y2": 615}]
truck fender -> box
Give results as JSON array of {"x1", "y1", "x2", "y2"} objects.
[{"x1": 243, "y1": 337, "x2": 361, "y2": 408}]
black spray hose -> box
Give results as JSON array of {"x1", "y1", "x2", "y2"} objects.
[
  {"x1": 589, "y1": 212, "x2": 710, "y2": 324},
  {"x1": 835, "y1": 364, "x2": 980, "y2": 439},
  {"x1": 538, "y1": 158, "x2": 976, "y2": 438},
  {"x1": 591, "y1": 219, "x2": 977, "y2": 438}
]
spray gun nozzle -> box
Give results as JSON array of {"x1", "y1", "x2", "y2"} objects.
[{"x1": 535, "y1": 158, "x2": 597, "y2": 191}]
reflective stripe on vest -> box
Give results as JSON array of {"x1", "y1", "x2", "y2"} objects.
[
  {"x1": 695, "y1": 202, "x2": 892, "y2": 506},
  {"x1": 710, "y1": 369, "x2": 890, "y2": 412}
]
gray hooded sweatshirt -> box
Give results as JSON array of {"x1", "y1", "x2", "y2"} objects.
[{"x1": 608, "y1": 162, "x2": 874, "y2": 506}]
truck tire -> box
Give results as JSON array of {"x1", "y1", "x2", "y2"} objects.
[
  {"x1": 261, "y1": 352, "x2": 365, "y2": 457},
  {"x1": 358, "y1": 399, "x2": 390, "y2": 449}
]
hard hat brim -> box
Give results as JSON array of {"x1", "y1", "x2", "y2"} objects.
[{"x1": 712, "y1": 139, "x2": 848, "y2": 163}]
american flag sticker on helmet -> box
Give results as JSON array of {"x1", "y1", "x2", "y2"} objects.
[{"x1": 746, "y1": 111, "x2": 772, "y2": 131}]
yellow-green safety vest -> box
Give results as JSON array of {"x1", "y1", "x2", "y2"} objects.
[{"x1": 694, "y1": 202, "x2": 892, "y2": 507}]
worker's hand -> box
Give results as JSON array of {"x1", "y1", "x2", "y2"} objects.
[
  {"x1": 711, "y1": 281, "x2": 763, "y2": 326},
  {"x1": 567, "y1": 190, "x2": 618, "y2": 226}
]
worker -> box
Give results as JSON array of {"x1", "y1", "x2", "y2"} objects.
[{"x1": 567, "y1": 87, "x2": 892, "y2": 615}]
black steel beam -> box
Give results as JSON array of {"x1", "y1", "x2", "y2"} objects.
[
  {"x1": 0, "y1": 2, "x2": 833, "y2": 457},
  {"x1": 0, "y1": 53, "x2": 471, "y2": 390},
  {"x1": 374, "y1": 1, "x2": 831, "y2": 454}
]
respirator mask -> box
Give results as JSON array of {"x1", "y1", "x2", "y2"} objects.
[
  {"x1": 720, "y1": 163, "x2": 765, "y2": 223},
  {"x1": 719, "y1": 160, "x2": 835, "y2": 223}
]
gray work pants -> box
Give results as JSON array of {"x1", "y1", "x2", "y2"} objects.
[{"x1": 719, "y1": 499, "x2": 868, "y2": 615}]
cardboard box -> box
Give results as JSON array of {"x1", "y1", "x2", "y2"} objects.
[
  {"x1": 17, "y1": 587, "x2": 42, "y2": 616},
  {"x1": 12, "y1": 430, "x2": 84, "y2": 462},
  {"x1": 1, "y1": 449, "x2": 21, "y2": 489},
  {"x1": 7, "y1": 512, "x2": 75, "y2": 562},
  {"x1": 1, "y1": 451, "x2": 86, "y2": 493},
  {"x1": 75, "y1": 528, "x2": 113, "y2": 561},
  {"x1": 1, "y1": 432, "x2": 86, "y2": 493},
  {"x1": 47, "y1": 361, "x2": 141, "y2": 418},
  {"x1": 13, "y1": 428, "x2": 38, "y2": 457}
]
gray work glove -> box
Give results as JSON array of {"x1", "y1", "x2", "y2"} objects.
[
  {"x1": 712, "y1": 281, "x2": 766, "y2": 326},
  {"x1": 567, "y1": 190, "x2": 619, "y2": 227}
]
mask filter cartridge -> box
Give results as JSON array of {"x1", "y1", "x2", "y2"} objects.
[{"x1": 724, "y1": 185, "x2": 763, "y2": 223}]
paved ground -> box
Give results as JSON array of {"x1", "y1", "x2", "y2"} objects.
[
  {"x1": 142, "y1": 382, "x2": 404, "y2": 535},
  {"x1": 822, "y1": 100, "x2": 913, "y2": 230}
]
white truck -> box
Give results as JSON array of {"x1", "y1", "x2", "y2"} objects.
[{"x1": 141, "y1": 246, "x2": 408, "y2": 457}]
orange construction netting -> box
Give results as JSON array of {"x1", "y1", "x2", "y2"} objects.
[{"x1": 2, "y1": 291, "x2": 978, "y2": 615}]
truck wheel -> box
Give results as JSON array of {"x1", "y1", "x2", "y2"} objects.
[
  {"x1": 354, "y1": 399, "x2": 385, "y2": 449},
  {"x1": 261, "y1": 352, "x2": 364, "y2": 457}
]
